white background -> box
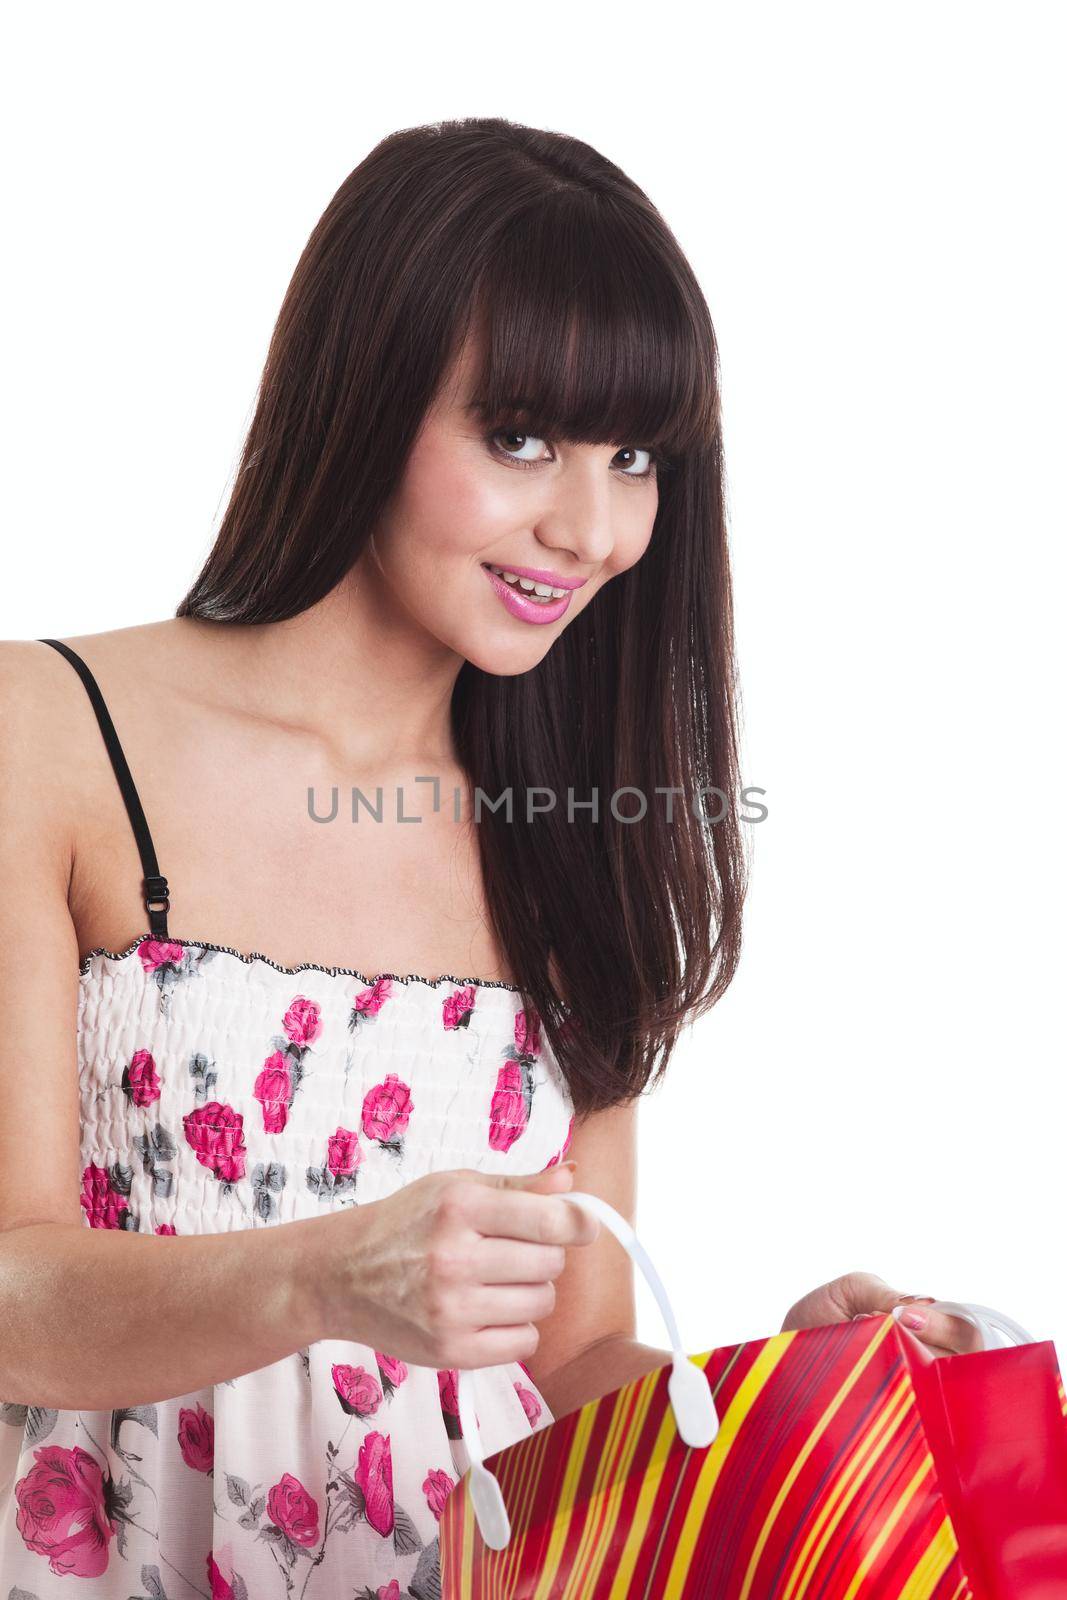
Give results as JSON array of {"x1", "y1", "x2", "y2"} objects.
[{"x1": 3, "y1": 5, "x2": 1064, "y2": 1356}]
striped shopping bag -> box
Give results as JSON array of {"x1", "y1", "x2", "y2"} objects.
[{"x1": 439, "y1": 1192, "x2": 1067, "y2": 1599}]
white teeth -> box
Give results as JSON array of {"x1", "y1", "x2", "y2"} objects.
[{"x1": 487, "y1": 564, "x2": 567, "y2": 600}]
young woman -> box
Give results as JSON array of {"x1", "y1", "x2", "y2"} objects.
[{"x1": 0, "y1": 117, "x2": 977, "y2": 1598}]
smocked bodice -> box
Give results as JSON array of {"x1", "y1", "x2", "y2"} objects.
[{"x1": 78, "y1": 934, "x2": 576, "y2": 1236}]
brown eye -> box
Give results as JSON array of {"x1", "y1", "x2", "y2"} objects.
[
  {"x1": 488, "y1": 429, "x2": 548, "y2": 465},
  {"x1": 615, "y1": 447, "x2": 656, "y2": 477}
]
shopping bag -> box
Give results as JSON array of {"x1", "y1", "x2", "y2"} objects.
[
  {"x1": 438, "y1": 1190, "x2": 1067, "y2": 1599},
  {"x1": 893, "y1": 1297, "x2": 1067, "y2": 1598}
]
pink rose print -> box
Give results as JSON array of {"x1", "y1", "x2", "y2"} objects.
[
  {"x1": 487, "y1": 1008, "x2": 543, "y2": 1153},
  {"x1": 138, "y1": 938, "x2": 186, "y2": 975},
  {"x1": 438, "y1": 1367, "x2": 459, "y2": 1415},
  {"x1": 122, "y1": 1047, "x2": 161, "y2": 1107},
  {"x1": 438, "y1": 1368, "x2": 481, "y2": 1441},
  {"x1": 515, "y1": 1381, "x2": 543, "y2": 1427},
  {"x1": 375, "y1": 1352, "x2": 409, "y2": 1397},
  {"x1": 207, "y1": 1543, "x2": 238, "y2": 1600},
  {"x1": 361, "y1": 1073, "x2": 414, "y2": 1157},
  {"x1": 488, "y1": 1061, "x2": 529, "y2": 1153},
  {"x1": 183, "y1": 1102, "x2": 247, "y2": 1184},
  {"x1": 377, "y1": 1584, "x2": 402, "y2": 1600},
  {"x1": 328, "y1": 1126, "x2": 361, "y2": 1177},
  {"x1": 283, "y1": 994, "x2": 323, "y2": 1047},
  {"x1": 253, "y1": 996, "x2": 320, "y2": 1132},
  {"x1": 177, "y1": 1401, "x2": 214, "y2": 1472},
  {"x1": 14, "y1": 1443, "x2": 116, "y2": 1578},
  {"x1": 442, "y1": 985, "x2": 476, "y2": 1030},
  {"x1": 80, "y1": 1161, "x2": 134, "y2": 1229},
  {"x1": 308, "y1": 1126, "x2": 362, "y2": 1201},
  {"x1": 137, "y1": 937, "x2": 213, "y2": 1011},
  {"x1": 514, "y1": 1007, "x2": 542, "y2": 1059},
  {"x1": 349, "y1": 975, "x2": 393, "y2": 1030},
  {"x1": 352, "y1": 1431, "x2": 394, "y2": 1538},
  {"x1": 423, "y1": 1466, "x2": 457, "y2": 1520},
  {"x1": 253, "y1": 1051, "x2": 293, "y2": 1133},
  {"x1": 266, "y1": 1470, "x2": 320, "y2": 1547},
  {"x1": 438, "y1": 1368, "x2": 460, "y2": 1441},
  {"x1": 332, "y1": 1362, "x2": 383, "y2": 1418},
  {"x1": 155, "y1": 1222, "x2": 178, "y2": 1234}
]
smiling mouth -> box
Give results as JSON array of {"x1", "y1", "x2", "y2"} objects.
[{"x1": 480, "y1": 563, "x2": 569, "y2": 602}]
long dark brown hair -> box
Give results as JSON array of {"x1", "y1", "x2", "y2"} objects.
[{"x1": 176, "y1": 117, "x2": 748, "y2": 1122}]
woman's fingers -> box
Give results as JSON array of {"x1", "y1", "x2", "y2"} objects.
[
  {"x1": 844, "y1": 1278, "x2": 990, "y2": 1356},
  {"x1": 856, "y1": 1304, "x2": 987, "y2": 1355},
  {"x1": 896, "y1": 1304, "x2": 987, "y2": 1355}
]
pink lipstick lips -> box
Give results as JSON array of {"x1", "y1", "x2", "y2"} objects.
[{"x1": 480, "y1": 562, "x2": 586, "y2": 626}]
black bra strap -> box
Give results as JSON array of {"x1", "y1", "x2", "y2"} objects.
[{"x1": 38, "y1": 639, "x2": 171, "y2": 939}]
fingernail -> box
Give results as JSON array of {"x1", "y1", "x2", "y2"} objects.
[
  {"x1": 901, "y1": 1310, "x2": 928, "y2": 1330},
  {"x1": 559, "y1": 1160, "x2": 578, "y2": 1170}
]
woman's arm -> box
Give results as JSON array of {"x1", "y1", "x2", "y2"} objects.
[
  {"x1": 0, "y1": 1217, "x2": 329, "y2": 1410},
  {"x1": 533, "y1": 1332, "x2": 672, "y2": 1420},
  {"x1": 0, "y1": 644, "x2": 334, "y2": 1409}
]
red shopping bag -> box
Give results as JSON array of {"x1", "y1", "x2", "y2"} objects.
[
  {"x1": 897, "y1": 1303, "x2": 1067, "y2": 1598},
  {"x1": 439, "y1": 1192, "x2": 1067, "y2": 1599}
]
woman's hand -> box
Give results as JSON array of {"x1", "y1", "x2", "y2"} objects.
[
  {"x1": 780, "y1": 1271, "x2": 987, "y2": 1359},
  {"x1": 316, "y1": 1161, "x2": 598, "y2": 1371}
]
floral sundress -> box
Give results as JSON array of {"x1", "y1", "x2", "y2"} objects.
[{"x1": 3, "y1": 641, "x2": 576, "y2": 1598}]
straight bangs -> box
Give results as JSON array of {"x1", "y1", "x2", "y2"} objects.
[{"x1": 462, "y1": 192, "x2": 720, "y2": 470}]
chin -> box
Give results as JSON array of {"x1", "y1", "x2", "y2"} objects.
[{"x1": 460, "y1": 635, "x2": 555, "y2": 677}]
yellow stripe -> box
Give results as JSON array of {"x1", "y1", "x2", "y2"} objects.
[
  {"x1": 603, "y1": 1359, "x2": 710, "y2": 1600},
  {"x1": 780, "y1": 1375, "x2": 914, "y2": 1600},
  {"x1": 560, "y1": 1375, "x2": 653, "y2": 1600},
  {"x1": 501, "y1": 1423, "x2": 552, "y2": 1597},
  {"x1": 896, "y1": 1516, "x2": 964, "y2": 1600},
  {"x1": 528, "y1": 1374, "x2": 664, "y2": 1600},
  {"x1": 453, "y1": 1424, "x2": 547, "y2": 1599},
  {"x1": 526, "y1": 1400, "x2": 603, "y2": 1600},
  {"x1": 649, "y1": 1333, "x2": 799, "y2": 1599},
  {"x1": 556, "y1": 1376, "x2": 655, "y2": 1600},
  {"x1": 839, "y1": 1457, "x2": 935, "y2": 1600},
  {"x1": 737, "y1": 1316, "x2": 897, "y2": 1600}
]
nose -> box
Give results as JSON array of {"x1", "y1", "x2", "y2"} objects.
[{"x1": 532, "y1": 460, "x2": 617, "y2": 568}]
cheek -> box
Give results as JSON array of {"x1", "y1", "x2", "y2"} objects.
[
  {"x1": 607, "y1": 503, "x2": 657, "y2": 576},
  {"x1": 399, "y1": 447, "x2": 513, "y2": 559}
]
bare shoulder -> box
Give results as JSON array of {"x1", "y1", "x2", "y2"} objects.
[
  {"x1": 0, "y1": 638, "x2": 84, "y2": 828},
  {"x1": 0, "y1": 619, "x2": 213, "y2": 731},
  {"x1": 0, "y1": 620, "x2": 196, "y2": 693},
  {"x1": 0, "y1": 621, "x2": 202, "y2": 840}
]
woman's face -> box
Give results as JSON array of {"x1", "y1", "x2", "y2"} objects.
[{"x1": 368, "y1": 333, "x2": 660, "y2": 676}]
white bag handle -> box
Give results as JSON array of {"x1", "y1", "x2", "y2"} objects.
[
  {"x1": 891, "y1": 1298, "x2": 1036, "y2": 1348},
  {"x1": 456, "y1": 1189, "x2": 719, "y2": 1550}
]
